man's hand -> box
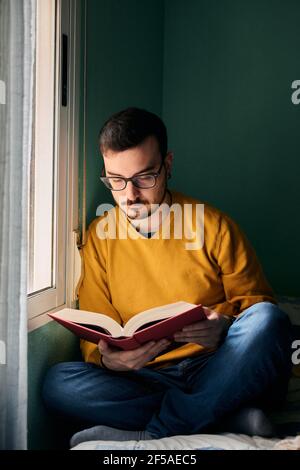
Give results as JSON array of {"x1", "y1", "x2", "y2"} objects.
[
  {"x1": 98, "y1": 338, "x2": 172, "y2": 371},
  {"x1": 173, "y1": 307, "x2": 232, "y2": 349}
]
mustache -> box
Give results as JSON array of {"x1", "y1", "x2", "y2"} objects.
[{"x1": 123, "y1": 199, "x2": 148, "y2": 206}]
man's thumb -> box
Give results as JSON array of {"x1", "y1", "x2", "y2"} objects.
[{"x1": 98, "y1": 339, "x2": 107, "y2": 352}]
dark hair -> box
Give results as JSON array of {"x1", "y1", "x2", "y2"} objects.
[{"x1": 98, "y1": 107, "x2": 168, "y2": 159}]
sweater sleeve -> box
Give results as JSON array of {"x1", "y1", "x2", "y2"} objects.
[
  {"x1": 78, "y1": 218, "x2": 122, "y2": 365},
  {"x1": 216, "y1": 213, "x2": 277, "y2": 313}
]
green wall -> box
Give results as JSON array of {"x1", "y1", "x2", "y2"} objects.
[
  {"x1": 81, "y1": 0, "x2": 165, "y2": 226},
  {"x1": 28, "y1": 324, "x2": 80, "y2": 449},
  {"x1": 162, "y1": 0, "x2": 300, "y2": 296}
]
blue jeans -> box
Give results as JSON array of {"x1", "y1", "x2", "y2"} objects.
[{"x1": 42, "y1": 302, "x2": 292, "y2": 438}]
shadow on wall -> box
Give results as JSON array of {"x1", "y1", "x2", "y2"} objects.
[{"x1": 28, "y1": 321, "x2": 81, "y2": 449}]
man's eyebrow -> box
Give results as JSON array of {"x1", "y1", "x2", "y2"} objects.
[{"x1": 106, "y1": 164, "x2": 157, "y2": 177}]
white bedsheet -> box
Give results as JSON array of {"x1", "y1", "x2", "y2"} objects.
[{"x1": 71, "y1": 433, "x2": 280, "y2": 451}]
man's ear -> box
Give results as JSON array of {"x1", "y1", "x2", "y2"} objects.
[{"x1": 165, "y1": 151, "x2": 173, "y2": 177}]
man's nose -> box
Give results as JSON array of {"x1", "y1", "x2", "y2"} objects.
[{"x1": 125, "y1": 181, "x2": 140, "y2": 201}]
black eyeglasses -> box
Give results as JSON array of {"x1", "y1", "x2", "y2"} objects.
[{"x1": 100, "y1": 160, "x2": 165, "y2": 191}]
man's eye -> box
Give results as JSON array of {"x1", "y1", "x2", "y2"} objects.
[
  {"x1": 136, "y1": 175, "x2": 153, "y2": 181},
  {"x1": 111, "y1": 178, "x2": 123, "y2": 183}
]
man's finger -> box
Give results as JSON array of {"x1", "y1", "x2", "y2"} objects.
[
  {"x1": 98, "y1": 339, "x2": 109, "y2": 352},
  {"x1": 181, "y1": 323, "x2": 212, "y2": 332},
  {"x1": 123, "y1": 341, "x2": 157, "y2": 361},
  {"x1": 175, "y1": 330, "x2": 212, "y2": 337},
  {"x1": 98, "y1": 340, "x2": 121, "y2": 356},
  {"x1": 146, "y1": 341, "x2": 171, "y2": 360},
  {"x1": 126, "y1": 344, "x2": 166, "y2": 369},
  {"x1": 175, "y1": 331, "x2": 212, "y2": 338},
  {"x1": 203, "y1": 306, "x2": 213, "y2": 316},
  {"x1": 132, "y1": 341, "x2": 172, "y2": 369},
  {"x1": 174, "y1": 333, "x2": 212, "y2": 342},
  {"x1": 135, "y1": 340, "x2": 171, "y2": 362}
]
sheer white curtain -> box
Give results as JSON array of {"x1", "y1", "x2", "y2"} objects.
[{"x1": 0, "y1": 0, "x2": 35, "y2": 450}]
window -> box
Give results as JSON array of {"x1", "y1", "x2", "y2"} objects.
[
  {"x1": 28, "y1": 0, "x2": 82, "y2": 329},
  {"x1": 28, "y1": 0, "x2": 56, "y2": 295}
]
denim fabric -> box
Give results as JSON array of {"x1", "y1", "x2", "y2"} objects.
[{"x1": 42, "y1": 302, "x2": 292, "y2": 438}]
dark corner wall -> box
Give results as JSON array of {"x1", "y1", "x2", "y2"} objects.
[
  {"x1": 81, "y1": 0, "x2": 165, "y2": 227},
  {"x1": 162, "y1": 0, "x2": 300, "y2": 296}
]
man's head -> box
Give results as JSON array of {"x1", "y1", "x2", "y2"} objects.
[{"x1": 98, "y1": 107, "x2": 173, "y2": 220}]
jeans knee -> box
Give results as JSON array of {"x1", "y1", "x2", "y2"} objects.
[
  {"x1": 244, "y1": 301, "x2": 290, "y2": 329},
  {"x1": 258, "y1": 302, "x2": 291, "y2": 334},
  {"x1": 237, "y1": 302, "x2": 292, "y2": 349}
]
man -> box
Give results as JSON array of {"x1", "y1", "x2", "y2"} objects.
[{"x1": 43, "y1": 107, "x2": 292, "y2": 445}]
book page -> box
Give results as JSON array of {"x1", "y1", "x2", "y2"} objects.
[
  {"x1": 51, "y1": 308, "x2": 124, "y2": 337},
  {"x1": 123, "y1": 301, "x2": 197, "y2": 337}
]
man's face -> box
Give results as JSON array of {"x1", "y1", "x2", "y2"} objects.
[{"x1": 103, "y1": 136, "x2": 173, "y2": 220}]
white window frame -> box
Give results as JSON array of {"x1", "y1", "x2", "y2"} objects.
[{"x1": 28, "y1": 0, "x2": 82, "y2": 331}]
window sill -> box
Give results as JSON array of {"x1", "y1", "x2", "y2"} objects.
[{"x1": 28, "y1": 304, "x2": 74, "y2": 332}]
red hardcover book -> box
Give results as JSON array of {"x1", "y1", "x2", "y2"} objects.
[{"x1": 48, "y1": 301, "x2": 207, "y2": 350}]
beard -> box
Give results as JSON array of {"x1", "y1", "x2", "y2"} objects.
[
  {"x1": 118, "y1": 196, "x2": 151, "y2": 220},
  {"x1": 116, "y1": 185, "x2": 168, "y2": 221}
]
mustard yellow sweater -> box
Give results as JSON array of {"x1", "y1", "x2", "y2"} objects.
[{"x1": 78, "y1": 190, "x2": 276, "y2": 368}]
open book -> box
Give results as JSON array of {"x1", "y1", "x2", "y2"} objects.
[{"x1": 48, "y1": 301, "x2": 207, "y2": 350}]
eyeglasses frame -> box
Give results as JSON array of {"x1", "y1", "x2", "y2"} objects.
[{"x1": 100, "y1": 159, "x2": 166, "y2": 191}]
